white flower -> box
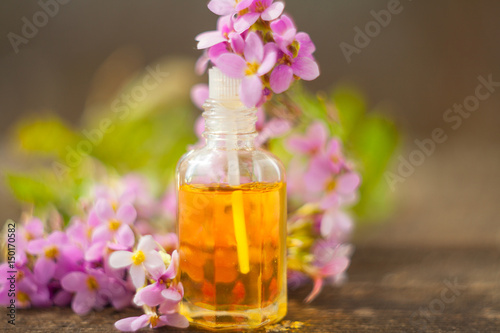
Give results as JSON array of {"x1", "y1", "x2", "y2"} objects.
[{"x1": 109, "y1": 235, "x2": 164, "y2": 289}]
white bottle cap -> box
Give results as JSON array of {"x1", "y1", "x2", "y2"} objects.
[{"x1": 209, "y1": 67, "x2": 242, "y2": 100}]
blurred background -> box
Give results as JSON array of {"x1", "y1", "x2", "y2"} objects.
[{"x1": 1, "y1": 0, "x2": 499, "y2": 247}]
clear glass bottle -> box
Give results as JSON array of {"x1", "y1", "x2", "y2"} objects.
[{"x1": 176, "y1": 68, "x2": 287, "y2": 330}]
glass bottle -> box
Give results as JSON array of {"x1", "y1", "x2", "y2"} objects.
[{"x1": 176, "y1": 68, "x2": 287, "y2": 330}]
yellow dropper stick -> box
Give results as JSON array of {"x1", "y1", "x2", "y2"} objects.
[{"x1": 232, "y1": 190, "x2": 250, "y2": 274}]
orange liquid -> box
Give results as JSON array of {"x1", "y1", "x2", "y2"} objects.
[{"x1": 178, "y1": 182, "x2": 287, "y2": 330}]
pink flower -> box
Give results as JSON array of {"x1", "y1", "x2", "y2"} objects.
[
  {"x1": 269, "y1": 16, "x2": 319, "y2": 93},
  {"x1": 27, "y1": 231, "x2": 83, "y2": 284},
  {"x1": 303, "y1": 138, "x2": 360, "y2": 208},
  {"x1": 109, "y1": 235, "x2": 164, "y2": 289},
  {"x1": 61, "y1": 269, "x2": 109, "y2": 315},
  {"x1": 234, "y1": 0, "x2": 285, "y2": 33},
  {"x1": 305, "y1": 242, "x2": 352, "y2": 303},
  {"x1": 270, "y1": 14, "x2": 297, "y2": 55},
  {"x1": 91, "y1": 199, "x2": 136, "y2": 249},
  {"x1": 133, "y1": 251, "x2": 181, "y2": 308},
  {"x1": 207, "y1": 0, "x2": 253, "y2": 16},
  {"x1": 287, "y1": 121, "x2": 329, "y2": 155},
  {"x1": 196, "y1": 15, "x2": 243, "y2": 52},
  {"x1": 115, "y1": 313, "x2": 189, "y2": 331},
  {"x1": 20, "y1": 217, "x2": 44, "y2": 241},
  {"x1": 216, "y1": 32, "x2": 278, "y2": 107},
  {"x1": 305, "y1": 160, "x2": 361, "y2": 209},
  {"x1": 320, "y1": 208, "x2": 353, "y2": 240}
]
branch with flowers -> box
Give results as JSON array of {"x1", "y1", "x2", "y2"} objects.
[{"x1": 1, "y1": 1, "x2": 400, "y2": 331}]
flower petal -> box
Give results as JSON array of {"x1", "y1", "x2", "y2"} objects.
[
  {"x1": 91, "y1": 224, "x2": 112, "y2": 244},
  {"x1": 162, "y1": 313, "x2": 190, "y2": 328},
  {"x1": 25, "y1": 218, "x2": 44, "y2": 238},
  {"x1": 271, "y1": 14, "x2": 291, "y2": 35},
  {"x1": 270, "y1": 65, "x2": 294, "y2": 94},
  {"x1": 229, "y1": 32, "x2": 245, "y2": 55},
  {"x1": 208, "y1": 0, "x2": 236, "y2": 15},
  {"x1": 195, "y1": 52, "x2": 210, "y2": 75},
  {"x1": 95, "y1": 199, "x2": 115, "y2": 221},
  {"x1": 320, "y1": 192, "x2": 340, "y2": 210},
  {"x1": 130, "y1": 314, "x2": 150, "y2": 332},
  {"x1": 144, "y1": 250, "x2": 164, "y2": 272},
  {"x1": 196, "y1": 31, "x2": 226, "y2": 50},
  {"x1": 296, "y1": 32, "x2": 316, "y2": 56},
  {"x1": 116, "y1": 203, "x2": 137, "y2": 225},
  {"x1": 61, "y1": 272, "x2": 88, "y2": 292},
  {"x1": 320, "y1": 209, "x2": 352, "y2": 238},
  {"x1": 235, "y1": 0, "x2": 253, "y2": 11},
  {"x1": 115, "y1": 225, "x2": 135, "y2": 249},
  {"x1": 208, "y1": 42, "x2": 229, "y2": 62},
  {"x1": 321, "y1": 257, "x2": 350, "y2": 277},
  {"x1": 109, "y1": 251, "x2": 133, "y2": 269},
  {"x1": 164, "y1": 250, "x2": 179, "y2": 279},
  {"x1": 261, "y1": 1, "x2": 285, "y2": 21},
  {"x1": 240, "y1": 75, "x2": 263, "y2": 108},
  {"x1": 115, "y1": 316, "x2": 140, "y2": 332},
  {"x1": 257, "y1": 43, "x2": 278, "y2": 76},
  {"x1": 130, "y1": 264, "x2": 146, "y2": 289},
  {"x1": 161, "y1": 288, "x2": 182, "y2": 302},
  {"x1": 304, "y1": 278, "x2": 323, "y2": 303},
  {"x1": 72, "y1": 290, "x2": 96, "y2": 315},
  {"x1": 304, "y1": 156, "x2": 332, "y2": 193},
  {"x1": 134, "y1": 283, "x2": 165, "y2": 307},
  {"x1": 137, "y1": 235, "x2": 157, "y2": 252},
  {"x1": 234, "y1": 12, "x2": 261, "y2": 33},
  {"x1": 191, "y1": 84, "x2": 209, "y2": 110},
  {"x1": 215, "y1": 53, "x2": 247, "y2": 78},
  {"x1": 26, "y1": 239, "x2": 47, "y2": 255},
  {"x1": 34, "y1": 257, "x2": 56, "y2": 285},
  {"x1": 292, "y1": 57, "x2": 320, "y2": 81},
  {"x1": 244, "y1": 32, "x2": 264, "y2": 64},
  {"x1": 337, "y1": 173, "x2": 361, "y2": 194}
]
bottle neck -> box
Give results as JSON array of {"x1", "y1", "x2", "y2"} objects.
[{"x1": 203, "y1": 98, "x2": 258, "y2": 150}]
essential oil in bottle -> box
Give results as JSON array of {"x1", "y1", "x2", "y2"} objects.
[{"x1": 176, "y1": 68, "x2": 287, "y2": 330}]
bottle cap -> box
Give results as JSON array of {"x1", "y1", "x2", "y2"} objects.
[{"x1": 209, "y1": 67, "x2": 242, "y2": 100}]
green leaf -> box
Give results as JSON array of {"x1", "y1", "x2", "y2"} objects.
[
  {"x1": 350, "y1": 114, "x2": 400, "y2": 219},
  {"x1": 333, "y1": 86, "x2": 366, "y2": 140},
  {"x1": 6, "y1": 173, "x2": 56, "y2": 205},
  {"x1": 16, "y1": 117, "x2": 79, "y2": 158}
]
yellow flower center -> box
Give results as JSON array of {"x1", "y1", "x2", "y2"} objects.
[
  {"x1": 108, "y1": 219, "x2": 121, "y2": 231},
  {"x1": 17, "y1": 291, "x2": 30, "y2": 303},
  {"x1": 86, "y1": 276, "x2": 99, "y2": 291},
  {"x1": 245, "y1": 62, "x2": 260, "y2": 76},
  {"x1": 44, "y1": 246, "x2": 59, "y2": 259},
  {"x1": 326, "y1": 179, "x2": 337, "y2": 192},
  {"x1": 160, "y1": 252, "x2": 171, "y2": 268},
  {"x1": 111, "y1": 201, "x2": 119, "y2": 212},
  {"x1": 149, "y1": 315, "x2": 160, "y2": 328},
  {"x1": 131, "y1": 250, "x2": 146, "y2": 265}
]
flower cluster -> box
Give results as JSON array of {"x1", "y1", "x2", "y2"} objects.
[
  {"x1": 195, "y1": 0, "x2": 320, "y2": 107},
  {"x1": 285, "y1": 121, "x2": 360, "y2": 301},
  {"x1": 0, "y1": 175, "x2": 187, "y2": 331}
]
